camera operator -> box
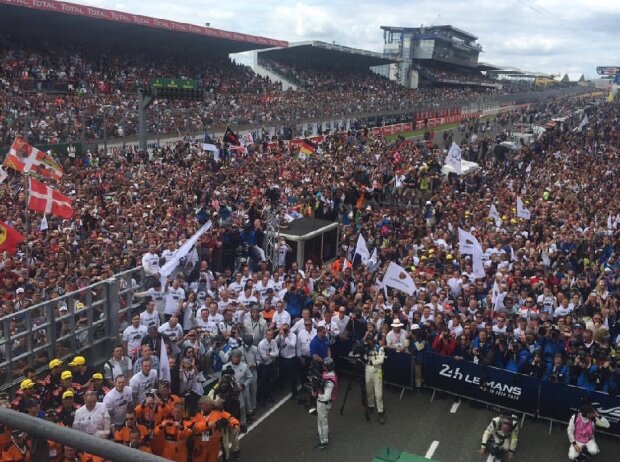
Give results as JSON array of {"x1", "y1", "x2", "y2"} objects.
[
  {"x1": 479, "y1": 414, "x2": 519, "y2": 461},
  {"x1": 311, "y1": 357, "x2": 337, "y2": 450},
  {"x1": 543, "y1": 353, "x2": 570, "y2": 384},
  {"x1": 222, "y1": 349, "x2": 254, "y2": 430},
  {"x1": 599, "y1": 354, "x2": 620, "y2": 394},
  {"x1": 570, "y1": 349, "x2": 598, "y2": 391},
  {"x1": 362, "y1": 332, "x2": 386, "y2": 425},
  {"x1": 567, "y1": 404, "x2": 610, "y2": 461}
]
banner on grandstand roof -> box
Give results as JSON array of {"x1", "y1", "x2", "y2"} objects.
[
  {"x1": 538, "y1": 381, "x2": 620, "y2": 436},
  {"x1": 0, "y1": 0, "x2": 287, "y2": 47},
  {"x1": 423, "y1": 352, "x2": 539, "y2": 415}
]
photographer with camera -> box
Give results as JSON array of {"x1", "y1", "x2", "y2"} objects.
[
  {"x1": 567, "y1": 404, "x2": 610, "y2": 461},
  {"x1": 311, "y1": 357, "x2": 338, "y2": 450},
  {"x1": 543, "y1": 353, "x2": 570, "y2": 384},
  {"x1": 192, "y1": 396, "x2": 240, "y2": 462},
  {"x1": 479, "y1": 414, "x2": 519, "y2": 461},
  {"x1": 222, "y1": 349, "x2": 254, "y2": 430},
  {"x1": 362, "y1": 332, "x2": 386, "y2": 424}
]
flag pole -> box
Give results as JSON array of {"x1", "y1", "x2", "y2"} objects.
[{"x1": 24, "y1": 172, "x2": 30, "y2": 276}]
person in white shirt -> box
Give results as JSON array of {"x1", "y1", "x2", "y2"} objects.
[
  {"x1": 160, "y1": 242, "x2": 177, "y2": 265},
  {"x1": 122, "y1": 314, "x2": 148, "y2": 359},
  {"x1": 142, "y1": 243, "x2": 161, "y2": 280},
  {"x1": 129, "y1": 359, "x2": 158, "y2": 404},
  {"x1": 275, "y1": 324, "x2": 298, "y2": 396},
  {"x1": 103, "y1": 375, "x2": 134, "y2": 427},
  {"x1": 139, "y1": 301, "x2": 161, "y2": 329},
  {"x1": 103, "y1": 345, "x2": 133, "y2": 386},
  {"x1": 492, "y1": 316, "x2": 508, "y2": 334},
  {"x1": 134, "y1": 282, "x2": 166, "y2": 319},
  {"x1": 317, "y1": 311, "x2": 340, "y2": 344},
  {"x1": 385, "y1": 320, "x2": 409, "y2": 351},
  {"x1": 228, "y1": 273, "x2": 244, "y2": 293},
  {"x1": 163, "y1": 279, "x2": 185, "y2": 321},
  {"x1": 257, "y1": 329, "x2": 279, "y2": 405},
  {"x1": 290, "y1": 308, "x2": 316, "y2": 335},
  {"x1": 275, "y1": 238, "x2": 292, "y2": 268},
  {"x1": 554, "y1": 297, "x2": 572, "y2": 318},
  {"x1": 73, "y1": 391, "x2": 111, "y2": 438},
  {"x1": 237, "y1": 286, "x2": 258, "y2": 308},
  {"x1": 158, "y1": 315, "x2": 184, "y2": 353},
  {"x1": 334, "y1": 307, "x2": 350, "y2": 339},
  {"x1": 193, "y1": 308, "x2": 220, "y2": 337},
  {"x1": 217, "y1": 290, "x2": 234, "y2": 313},
  {"x1": 271, "y1": 301, "x2": 291, "y2": 329},
  {"x1": 255, "y1": 276, "x2": 275, "y2": 302}
]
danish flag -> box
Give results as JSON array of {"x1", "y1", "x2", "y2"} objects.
[
  {"x1": 4, "y1": 136, "x2": 64, "y2": 180},
  {"x1": 28, "y1": 177, "x2": 73, "y2": 219}
]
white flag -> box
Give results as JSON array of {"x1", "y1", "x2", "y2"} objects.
[
  {"x1": 365, "y1": 248, "x2": 379, "y2": 273},
  {"x1": 445, "y1": 142, "x2": 462, "y2": 175},
  {"x1": 0, "y1": 166, "x2": 7, "y2": 185},
  {"x1": 578, "y1": 114, "x2": 588, "y2": 132},
  {"x1": 158, "y1": 339, "x2": 171, "y2": 383},
  {"x1": 160, "y1": 221, "x2": 212, "y2": 286},
  {"x1": 458, "y1": 228, "x2": 477, "y2": 255},
  {"x1": 472, "y1": 239, "x2": 486, "y2": 280},
  {"x1": 489, "y1": 203, "x2": 502, "y2": 228},
  {"x1": 355, "y1": 234, "x2": 370, "y2": 263},
  {"x1": 608, "y1": 214, "x2": 613, "y2": 230},
  {"x1": 516, "y1": 197, "x2": 531, "y2": 220},
  {"x1": 525, "y1": 161, "x2": 532, "y2": 176},
  {"x1": 202, "y1": 143, "x2": 219, "y2": 154},
  {"x1": 39, "y1": 215, "x2": 48, "y2": 232},
  {"x1": 382, "y1": 261, "x2": 416, "y2": 296}
]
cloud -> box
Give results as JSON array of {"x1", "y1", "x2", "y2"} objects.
[{"x1": 67, "y1": 0, "x2": 620, "y2": 78}]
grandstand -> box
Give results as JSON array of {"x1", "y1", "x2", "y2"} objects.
[{"x1": 377, "y1": 25, "x2": 501, "y2": 90}]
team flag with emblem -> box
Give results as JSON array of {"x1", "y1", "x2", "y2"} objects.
[
  {"x1": 0, "y1": 221, "x2": 24, "y2": 254},
  {"x1": 516, "y1": 196, "x2": 531, "y2": 220},
  {"x1": 27, "y1": 177, "x2": 73, "y2": 219},
  {"x1": 4, "y1": 136, "x2": 64, "y2": 180},
  {"x1": 382, "y1": 261, "x2": 416, "y2": 295},
  {"x1": 445, "y1": 141, "x2": 462, "y2": 175}
]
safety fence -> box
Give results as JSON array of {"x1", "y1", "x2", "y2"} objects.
[
  {"x1": 334, "y1": 342, "x2": 619, "y2": 437},
  {"x1": 0, "y1": 267, "x2": 147, "y2": 392}
]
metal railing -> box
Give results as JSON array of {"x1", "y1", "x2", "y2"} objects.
[{"x1": 0, "y1": 267, "x2": 146, "y2": 391}]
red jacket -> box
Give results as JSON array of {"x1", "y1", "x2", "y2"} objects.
[{"x1": 432, "y1": 335, "x2": 457, "y2": 356}]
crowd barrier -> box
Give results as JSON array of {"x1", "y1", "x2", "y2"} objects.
[{"x1": 422, "y1": 352, "x2": 620, "y2": 437}]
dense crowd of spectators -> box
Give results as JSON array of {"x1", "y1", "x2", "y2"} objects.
[
  {"x1": 0, "y1": 48, "x2": 619, "y2": 458},
  {"x1": 0, "y1": 44, "x2": 547, "y2": 148}
]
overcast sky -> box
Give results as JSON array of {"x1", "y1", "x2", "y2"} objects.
[{"x1": 75, "y1": 0, "x2": 619, "y2": 78}]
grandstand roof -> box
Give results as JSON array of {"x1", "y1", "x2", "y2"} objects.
[
  {"x1": 0, "y1": 0, "x2": 287, "y2": 55},
  {"x1": 256, "y1": 41, "x2": 399, "y2": 68},
  {"x1": 381, "y1": 25, "x2": 478, "y2": 41}
]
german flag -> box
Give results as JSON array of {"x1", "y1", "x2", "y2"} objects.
[
  {"x1": 223, "y1": 127, "x2": 241, "y2": 146},
  {"x1": 299, "y1": 139, "x2": 317, "y2": 155}
]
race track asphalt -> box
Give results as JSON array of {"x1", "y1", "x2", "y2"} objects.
[{"x1": 239, "y1": 378, "x2": 620, "y2": 462}]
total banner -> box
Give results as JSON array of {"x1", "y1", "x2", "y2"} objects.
[
  {"x1": 538, "y1": 382, "x2": 620, "y2": 436},
  {"x1": 423, "y1": 352, "x2": 539, "y2": 415}
]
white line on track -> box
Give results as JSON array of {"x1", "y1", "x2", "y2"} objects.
[
  {"x1": 238, "y1": 392, "x2": 292, "y2": 440},
  {"x1": 425, "y1": 441, "x2": 440, "y2": 459},
  {"x1": 450, "y1": 399, "x2": 461, "y2": 414}
]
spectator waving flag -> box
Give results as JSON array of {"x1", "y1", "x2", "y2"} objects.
[
  {"x1": 202, "y1": 130, "x2": 218, "y2": 154},
  {"x1": 4, "y1": 136, "x2": 64, "y2": 180},
  {"x1": 223, "y1": 127, "x2": 241, "y2": 146},
  {"x1": 0, "y1": 166, "x2": 7, "y2": 184},
  {"x1": 300, "y1": 139, "x2": 318, "y2": 156},
  {"x1": 489, "y1": 203, "x2": 502, "y2": 228},
  {"x1": 354, "y1": 233, "x2": 370, "y2": 263},
  {"x1": 0, "y1": 221, "x2": 24, "y2": 255},
  {"x1": 382, "y1": 261, "x2": 416, "y2": 296},
  {"x1": 27, "y1": 177, "x2": 73, "y2": 219},
  {"x1": 445, "y1": 142, "x2": 462, "y2": 175},
  {"x1": 516, "y1": 196, "x2": 531, "y2": 220},
  {"x1": 159, "y1": 338, "x2": 171, "y2": 383}
]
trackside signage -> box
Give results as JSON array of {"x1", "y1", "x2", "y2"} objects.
[{"x1": 424, "y1": 352, "x2": 538, "y2": 415}]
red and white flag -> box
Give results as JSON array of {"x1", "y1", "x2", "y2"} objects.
[
  {"x1": 4, "y1": 136, "x2": 64, "y2": 180},
  {"x1": 28, "y1": 177, "x2": 73, "y2": 219}
]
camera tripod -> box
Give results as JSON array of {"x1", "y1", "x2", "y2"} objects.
[{"x1": 339, "y1": 357, "x2": 370, "y2": 421}]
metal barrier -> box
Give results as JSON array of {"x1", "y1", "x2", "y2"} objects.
[
  {"x1": 0, "y1": 407, "x2": 167, "y2": 461},
  {"x1": 0, "y1": 267, "x2": 146, "y2": 391}
]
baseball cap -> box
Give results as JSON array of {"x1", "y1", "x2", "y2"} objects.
[
  {"x1": 61, "y1": 371, "x2": 73, "y2": 381},
  {"x1": 11, "y1": 430, "x2": 25, "y2": 438},
  {"x1": 49, "y1": 359, "x2": 63, "y2": 369},
  {"x1": 92, "y1": 373, "x2": 104, "y2": 380},
  {"x1": 16, "y1": 288, "x2": 25, "y2": 294},
  {"x1": 68, "y1": 356, "x2": 86, "y2": 367},
  {"x1": 62, "y1": 390, "x2": 74, "y2": 400},
  {"x1": 20, "y1": 379, "x2": 35, "y2": 390}
]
